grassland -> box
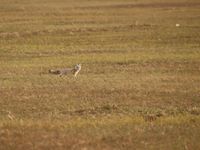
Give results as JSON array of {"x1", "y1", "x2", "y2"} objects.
[{"x1": 0, "y1": 0, "x2": 200, "y2": 149}]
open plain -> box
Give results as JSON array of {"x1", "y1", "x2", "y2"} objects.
[{"x1": 0, "y1": 0, "x2": 200, "y2": 149}]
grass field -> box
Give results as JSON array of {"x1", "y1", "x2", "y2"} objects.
[{"x1": 0, "y1": 0, "x2": 200, "y2": 149}]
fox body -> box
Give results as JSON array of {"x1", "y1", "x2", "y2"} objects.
[{"x1": 49, "y1": 64, "x2": 81, "y2": 77}]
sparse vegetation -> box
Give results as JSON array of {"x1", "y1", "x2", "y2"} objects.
[{"x1": 0, "y1": 0, "x2": 200, "y2": 149}]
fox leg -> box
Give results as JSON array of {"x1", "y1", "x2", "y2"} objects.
[{"x1": 74, "y1": 70, "x2": 80, "y2": 77}]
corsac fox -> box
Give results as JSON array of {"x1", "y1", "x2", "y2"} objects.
[{"x1": 49, "y1": 64, "x2": 81, "y2": 77}]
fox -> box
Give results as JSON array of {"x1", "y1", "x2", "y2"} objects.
[{"x1": 49, "y1": 64, "x2": 81, "y2": 77}]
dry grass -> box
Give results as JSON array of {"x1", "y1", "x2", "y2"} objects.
[{"x1": 0, "y1": 0, "x2": 200, "y2": 149}]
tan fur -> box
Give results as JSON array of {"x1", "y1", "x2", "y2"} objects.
[{"x1": 49, "y1": 64, "x2": 81, "y2": 77}]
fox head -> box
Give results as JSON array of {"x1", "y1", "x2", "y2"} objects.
[{"x1": 74, "y1": 64, "x2": 81, "y2": 70}]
